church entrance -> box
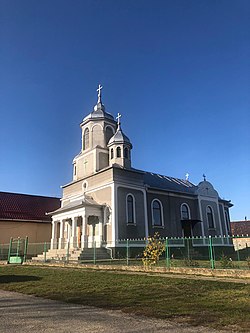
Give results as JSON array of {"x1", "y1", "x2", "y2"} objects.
[
  {"x1": 87, "y1": 215, "x2": 101, "y2": 248},
  {"x1": 182, "y1": 222, "x2": 192, "y2": 238}
]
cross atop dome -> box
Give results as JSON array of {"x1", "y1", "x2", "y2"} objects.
[
  {"x1": 97, "y1": 84, "x2": 103, "y2": 103},
  {"x1": 116, "y1": 113, "x2": 121, "y2": 128}
]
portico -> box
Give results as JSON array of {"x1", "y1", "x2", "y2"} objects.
[{"x1": 50, "y1": 196, "x2": 104, "y2": 250}]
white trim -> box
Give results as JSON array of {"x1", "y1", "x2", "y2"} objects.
[
  {"x1": 151, "y1": 199, "x2": 164, "y2": 227},
  {"x1": 143, "y1": 188, "x2": 149, "y2": 239},
  {"x1": 216, "y1": 203, "x2": 224, "y2": 240},
  {"x1": 126, "y1": 193, "x2": 136, "y2": 225},
  {"x1": 180, "y1": 203, "x2": 191, "y2": 220},
  {"x1": 111, "y1": 182, "x2": 116, "y2": 244},
  {"x1": 206, "y1": 205, "x2": 216, "y2": 229},
  {"x1": 197, "y1": 196, "x2": 205, "y2": 244}
]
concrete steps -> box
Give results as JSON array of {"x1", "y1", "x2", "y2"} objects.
[{"x1": 32, "y1": 247, "x2": 111, "y2": 262}]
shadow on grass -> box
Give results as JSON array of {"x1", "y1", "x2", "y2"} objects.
[{"x1": 0, "y1": 275, "x2": 42, "y2": 284}]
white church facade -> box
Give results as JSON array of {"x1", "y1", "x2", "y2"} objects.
[{"x1": 48, "y1": 86, "x2": 233, "y2": 256}]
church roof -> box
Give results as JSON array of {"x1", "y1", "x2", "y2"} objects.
[
  {"x1": 49, "y1": 195, "x2": 102, "y2": 215},
  {"x1": 108, "y1": 126, "x2": 131, "y2": 146},
  {"x1": 83, "y1": 102, "x2": 115, "y2": 122},
  {"x1": 0, "y1": 191, "x2": 60, "y2": 222},
  {"x1": 142, "y1": 171, "x2": 232, "y2": 204},
  {"x1": 143, "y1": 172, "x2": 196, "y2": 194}
]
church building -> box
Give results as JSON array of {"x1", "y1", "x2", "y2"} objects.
[{"x1": 49, "y1": 86, "x2": 233, "y2": 255}]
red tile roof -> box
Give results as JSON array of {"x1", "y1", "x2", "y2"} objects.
[
  {"x1": 0, "y1": 192, "x2": 61, "y2": 222},
  {"x1": 230, "y1": 221, "x2": 250, "y2": 236}
]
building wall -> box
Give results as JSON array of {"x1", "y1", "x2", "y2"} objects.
[
  {"x1": 0, "y1": 220, "x2": 51, "y2": 244},
  {"x1": 146, "y1": 191, "x2": 200, "y2": 238},
  {"x1": 200, "y1": 199, "x2": 222, "y2": 236},
  {"x1": 117, "y1": 186, "x2": 146, "y2": 240}
]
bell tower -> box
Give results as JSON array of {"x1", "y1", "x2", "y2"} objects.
[{"x1": 72, "y1": 85, "x2": 117, "y2": 180}]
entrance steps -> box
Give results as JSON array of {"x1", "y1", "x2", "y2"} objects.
[{"x1": 32, "y1": 247, "x2": 111, "y2": 262}]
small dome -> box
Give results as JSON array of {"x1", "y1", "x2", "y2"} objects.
[
  {"x1": 83, "y1": 102, "x2": 115, "y2": 122},
  {"x1": 108, "y1": 127, "x2": 132, "y2": 146}
]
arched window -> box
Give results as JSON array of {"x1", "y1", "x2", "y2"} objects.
[
  {"x1": 207, "y1": 206, "x2": 215, "y2": 229},
  {"x1": 152, "y1": 199, "x2": 163, "y2": 226},
  {"x1": 105, "y1": 126, "x2": 114, "y2": 145},
  {"x1": 126, "y1": 194, "x2": 135, "y2": 224},
  {"x1": 110, "y1": 148, "x2": 114, "y2": 159},
  {"x1": 124, "y1": 147, "x2": 128, "y2": 159},
  {"x1": 181, "y1": 204, "x2": 190, "y2": 220},
  {"x1": 116, "y1": 146, "x2": 121, "y2": 158},
  {"x1": 83, "y1": 128, "x2": 89, "y2": 150}
]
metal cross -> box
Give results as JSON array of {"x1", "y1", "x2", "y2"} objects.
[
  {"x1": 96, "y1": 84, "x2": 103, "y2": 102},
  {"x1": 116, "y1": 113, "x2": 121, "y2": 125},
  {"x1": 203, "y1": 174, "x2": 206, "y2": 181}
]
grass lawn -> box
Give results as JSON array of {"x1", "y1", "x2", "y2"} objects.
[{"x1": 0, "y1": 265, "x2": 249, "y2": 331}]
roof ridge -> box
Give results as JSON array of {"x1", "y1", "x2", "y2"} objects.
[{"x1": 0, "y1": 191, "x2": 60, "y2": 199}]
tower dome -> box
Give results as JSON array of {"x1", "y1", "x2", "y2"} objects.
[
  {"x1": 83, "y1": 84, "x2": 114, "y2": 122},
  {"x1": 108, "y1": 113, "x2": 132, "y2": 169}
]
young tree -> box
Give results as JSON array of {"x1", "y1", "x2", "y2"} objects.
[{"x1": 142, "y1": 232, "x2": 165, "y2": 266}]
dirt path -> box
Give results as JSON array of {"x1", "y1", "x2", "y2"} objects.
[{"x1": 0, "y1": 290, "x2": 227, "y2": 333}]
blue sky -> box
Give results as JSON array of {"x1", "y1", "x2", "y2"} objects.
[{"x1": 0, "y1": 0, "x2": 249, "y2": 221}]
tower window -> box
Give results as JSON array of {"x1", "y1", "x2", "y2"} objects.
[
  {"x1": 126, "y1": 194, "x2": 135, "y2": 224},
  {"x1": 151, "y1": 199, "x2": 163, "y2": 226},
  {"x1": 116, "y1": 146, "x2": 121, "y2": 158},
  {"x1": 83, "y1": 128, "x2": 89, "y2": 150},
  {"x1": 111, "y1": 148, "x2": 114, "y2": 159},
  {"x1": 124, "y1": 147, "x2": 128, "y2": 159},
  {"x1": 181, "y1": 204, "x2": 190, "y2": 220},
  {"x1": 74, "y1": 164, "x2": 76, "y2": 176},
  {"x1": 105, "y1": 126, "x2": 114, "y2": 145},
  {"x1": 207, "y1": 206, "x2": 215, "y2": 229}
]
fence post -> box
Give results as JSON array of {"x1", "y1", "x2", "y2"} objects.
[
  {"x1": 7, "y1": 237, "x2": 13, "y2": 263},
  {"x1": 236, "y1": 247, "x2": 240, "y2": 268},
  {"x1": 209, "y1": 236, "x2": 215, "y2": 269},
  {"x1": 93, "y1": 241, "x2": 96, "y2": 265},
  {"x1": 44, "y1": 242, "x2": 47, "y2": 263},
  {"x1": 23, "y1": 236, "x2": 28, "y2": 262},
  {"x1": 17, "y1": 237, "x2": 20, "y2": 257},
  {"x1": 165, "y1": 237, "x2": 170, "y2": 269},
  {"x1": 126, "y1": 239, "x2": 129, "y2": 266},
  {"x1": 187, "y1": 237, "x2": 190, "y2": 260}
]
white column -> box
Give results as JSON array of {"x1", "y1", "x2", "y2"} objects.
[
  {"x1": 81, "y1": 213, "x2": 88, "y2": 249},
  {"x1": 50, "y1": 220, "x2": 58, "y2": 249},
  {"x1": 58, "y1": 220, "x2": 65, "y2": 249},
  {"x1": 70, "y1": 217, "x2": 78, "y2": 248}
]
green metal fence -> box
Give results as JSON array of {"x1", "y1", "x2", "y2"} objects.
[{"x1": 1, "y1": 235, "x2": 249, "y2": 270}]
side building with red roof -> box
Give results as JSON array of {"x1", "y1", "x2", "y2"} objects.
[
  {"x1": 0, "y1": 192, "x2": 61, "y2": 244},
  {"x1": 230, "y1": 220, "x2": 250, "y2": 250}
]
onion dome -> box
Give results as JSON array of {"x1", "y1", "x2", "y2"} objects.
[
  {"x1": 108, "y1": 122, "x2": 132, "y2": 148},
  {"x1": 83, "y1": 84, "x2": 115, "y2": 122}
]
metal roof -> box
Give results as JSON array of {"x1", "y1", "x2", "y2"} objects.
[{"x1": 143, "y1": 171, "x2": 197, "y2": 195}]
